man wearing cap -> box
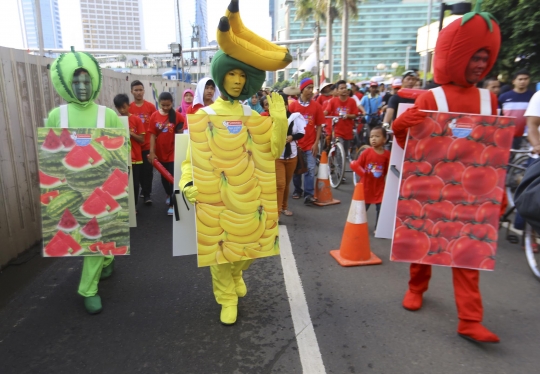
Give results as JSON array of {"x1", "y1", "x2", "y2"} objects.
[
  {"x1": 392, "y1": 2, "x2": 501, "y2": 343},
  {"x1": 290, "y1": 78, "x2": 326, "y2": 203},
  {"x1": 324, "y1": 80, "x2": 360, "y2": 169},
  {"x1": 383, "y1": 71, "x2": 418, "y2": 126},
  {"x1": 359, "y1": 82, "x2": 383, "y2": 128}
]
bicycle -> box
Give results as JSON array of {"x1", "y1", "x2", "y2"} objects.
[{"x1": 502, "y1": 148, "x2": 540, "y2": 282}]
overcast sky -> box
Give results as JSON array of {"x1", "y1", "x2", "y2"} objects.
[{"x1": 0, "y1": 0, "x2": 271, "y2": 51}]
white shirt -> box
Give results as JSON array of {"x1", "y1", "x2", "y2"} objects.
[
  {"x1": 280, "y1": 112, "x2": 307, "y2": 159},
  {"x1": 524, "y1": 91, "x2": 540, "y2": 159}
]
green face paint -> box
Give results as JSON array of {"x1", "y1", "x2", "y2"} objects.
[{"x1": 72, "y1": 71, "x2": 93, "y2": 102}]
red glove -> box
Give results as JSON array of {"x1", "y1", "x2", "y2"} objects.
[{"x1": 392, "y1": 107, "x2": 428, "y2": 148}]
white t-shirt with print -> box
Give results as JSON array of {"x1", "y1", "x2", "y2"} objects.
[{"x1": 524, "y1": 90, "x2": 540, "y2": 158}]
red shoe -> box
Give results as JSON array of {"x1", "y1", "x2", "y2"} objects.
[
  {"x1": 457, "y1": 320, "x2": 500, "y2": 343},
  {"x1": 402, "y1": 290, "x2": 423, "y2": 311}
]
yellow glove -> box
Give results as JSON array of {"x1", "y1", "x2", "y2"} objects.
[
  {"x1": 267, "y1": 92, "x2": 288, "y2": 159},
  {"x1": 183, "y1": 185, "x2": 199, "y2": 204}
]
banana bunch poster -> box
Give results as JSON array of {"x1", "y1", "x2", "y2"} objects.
[
  {"x1": 37, "y1": 128, "x2": 130, "y2": 257},
  {"x1": 188, "y1": 114, "x2": 280, "y2": 267}
]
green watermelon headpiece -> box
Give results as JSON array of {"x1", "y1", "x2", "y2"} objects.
[
  {"x1": 434, "y1": 0, "x2": 501, "y2": 87},
  {"x1": 50, "y1": 46, "x2": 103, "y2": 106}
]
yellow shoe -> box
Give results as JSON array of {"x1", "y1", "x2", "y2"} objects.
[
  {"x1": 220, "y1": 305, "x2": 238, "y2": 325},
  {"x1": 235, "y1": 278, "x2": 247, "y2": 298}
]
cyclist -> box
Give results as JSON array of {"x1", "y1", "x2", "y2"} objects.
[
  {"x1": 383, "y1": 71, "x2": 419, "y2": 128},
  {"x1": 359, "y1": 82, "x2": 383, "y2": 130},
  {"x1": 323, "y1": 80, "x2": 360, "y2": 161}
]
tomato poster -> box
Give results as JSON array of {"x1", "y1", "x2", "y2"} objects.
[
  {"x1": 37, "y1": 128, "x2": 130, "y2": 257},
  {"x1": 390, "y1": 112, "x2": 515, "y2": 270},
  {"x1": 187, "y1": 114, "x2": 280, "y2": 267}
]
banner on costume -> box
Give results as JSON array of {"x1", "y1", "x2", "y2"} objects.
[
  {"x1": 172, "y1": 134, "x2": 197, "y2": 256},
  {"x1": 37, "y1": 128, "x2": 130, "y2": 257},
  {"x1": 375, "y1": 103, "x2": 414, "y2": 239},
  {"x1": 187, "y1": 114, "x2": 280, "y2": 267},
  {"x1": 390, "y1": 112, "x2": 515, "y2": 271}
]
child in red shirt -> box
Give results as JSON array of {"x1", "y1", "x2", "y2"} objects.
[
  {"x1": 148, "y1": 92, "x2": 185, "y2": 215},
  {"x1": 357, "y1": 126, "x2": 390, "y2": 230},
  {"x1": 114, "y1": 94, "x2": 145, "y2": 205},
  {"x1": 129, "y1": 80, "x2": 157, "y2": 205}
]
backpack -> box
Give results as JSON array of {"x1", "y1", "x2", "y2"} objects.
[{"x1": 515, "y1": 159, "x2": 540, "y2": 234}]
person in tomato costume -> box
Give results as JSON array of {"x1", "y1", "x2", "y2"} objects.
[{"x1": 392, "y1": 1, "x2": 502, "y2": 343}]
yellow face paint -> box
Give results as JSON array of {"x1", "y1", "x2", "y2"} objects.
[{"x1": 223, "y1": 69, "x2": 246, "y2": 97}]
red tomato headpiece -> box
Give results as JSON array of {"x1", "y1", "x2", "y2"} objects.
[{"x1": 433, "y1": 1, "x2": 501, "y2": 87}]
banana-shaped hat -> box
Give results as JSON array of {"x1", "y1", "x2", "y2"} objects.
[{"x1": 217, "y1": 0, "x2": 292, "y2": 72}]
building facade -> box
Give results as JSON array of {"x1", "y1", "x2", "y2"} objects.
[
  {"x1": 275, "y1": 0, "x2": 439, "y2": 81},
  {"x1": 174, "y1": 0, "x2": 209, "y2": 59},
  {"x1": 80, "y1": 0, "x2": 144, "y2": 50},
  {"x1": 18, "y1": 0, "x2": 63, "y2": 49}
]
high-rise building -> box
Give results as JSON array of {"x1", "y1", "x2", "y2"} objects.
[
  {"x1": 276, "y1": 0, "x2": 439, "y2": 81},
  {"x1": 80, "y1": 0, "x2": 144, "y2": 50},
  {"x1": 18, "y1": 0, "x2": 63, "y2": 49},
  {"x1": 174, "y1": 0, "x2": 209, "y2": 58}
]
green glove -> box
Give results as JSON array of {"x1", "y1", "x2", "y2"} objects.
[{"x1": 183, "y1": 185, "x2": 199, "y2": 204}]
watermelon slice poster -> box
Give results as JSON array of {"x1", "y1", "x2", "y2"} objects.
[
  {"x1": 37, "y1": 128, "x2": 130, "y2": 257},
  {"x1": 187, "y1": 114, "x2": 280, "y2": 267},
  {"x1": 390, "y1": 112, "x2": 515, "y2": 271}
]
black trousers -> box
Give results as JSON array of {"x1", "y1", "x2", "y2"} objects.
[
  {"x1": 131, "y1": 164, "x2": 141, "y2": 205},
  {"x1": 161, "y1": 161, "x2": 174, "y2": 202},
  {"x1": 140, "y1": 150, "x2": 154, "y2": 198},
  {"x1": 366, "y1": 203, "x2": 381, "y2": 229}
]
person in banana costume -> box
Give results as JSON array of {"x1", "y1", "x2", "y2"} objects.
[
  {"x1": 180, "y1": 0, "x2": 289, "y2": 325},
  {"x1": 46, "y1": 47, "x2": 125, "y2": 315}
]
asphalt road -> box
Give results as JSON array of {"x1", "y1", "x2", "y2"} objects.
[{"x1": 1, "y1": 170, "x2": 539, "y2": 374}]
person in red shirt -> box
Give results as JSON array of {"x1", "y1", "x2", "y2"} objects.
[
  {"x1": 260, "y1": 96, "x2": 269, "y2": 116},
  {"x1": 289, "y1": 78, "x2": 326, "y2": 204},
  {"x1": 351, "y1": 82, "x2": 364, "y2": 101},
  {"x1": 148, "y1": 92, "x2": 185, "y2": 215},
  {"x1": 357, "y1": 126, "x2": 389, "y2": 231},
  {"x1": 129, "y1": 80, "x2": 157, "y2": 205},
  {"x1": 392, "y1": 3, "x2": 501, "y2": 343},
  {"x1": 324, "y1": 80, "x2": 360, "y2": 178},
  {"x1": 185, "y1": 77, "x2": 220, "y2": 117},
  {"x1": 114, "y1": 94, "x2": 145, "y2": 206},
  {"x1": 316, "y1": 82, "x2": 334, "y2": 107}
]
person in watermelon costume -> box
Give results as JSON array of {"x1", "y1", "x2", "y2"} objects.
[
  {"x1": 179, "y1": 49, "x2": 288, "y2": 324},
  {"x1": 46, "y1": 47, "x2": 125, "y2": 315},
  {"x1": 392, "y1": 1, "x2": 502, "y2": 343}
]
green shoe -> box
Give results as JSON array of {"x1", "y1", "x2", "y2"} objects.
[
  {"x1": 220, "y1": 305, "x2": 237, "y2": 325},
  {"x1": 235, "y1": 277, "x2": 247, "y2": 298},
  {"x1": 100, "y1": 260, "x2": 115, "y2": 280},
  {"x1": 84, "y1": 295, "x2": 102, "y2": 315}
]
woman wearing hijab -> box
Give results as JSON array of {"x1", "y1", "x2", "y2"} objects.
[
  {"x1": 186, "y1": 77, "x2": 221, "y2": 115},
  {"x1": 177, "y1": 89, "x2": 194, "y2": 114},
  {"x1": 247, "y1": 94, "x2": 264, "y2": 114}
]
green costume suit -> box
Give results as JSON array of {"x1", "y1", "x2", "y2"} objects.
[{"x1": 46, "y1": 49, "x2": 124, "y2": 303}]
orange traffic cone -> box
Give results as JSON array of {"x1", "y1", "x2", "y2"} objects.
[
  {"x1": 330, "y1": 182, "x2": 382, "y2": 266},
  {"x1": 313, "y1": 151, "x2": 340, "y2": 206}
]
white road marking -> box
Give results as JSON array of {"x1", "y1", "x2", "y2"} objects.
[{"x1": 279, "y1": 225, "x2": 326, "y2": 374}]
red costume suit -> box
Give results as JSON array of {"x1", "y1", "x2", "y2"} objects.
[{"x1": 392, "y1": 5, "x2": 501, "y2": 343}]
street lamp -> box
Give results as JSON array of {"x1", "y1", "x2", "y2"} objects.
[
  {"x1": 439, "y1": 2, "x2": 472, "y2": 31},
  {"x1": 391, "y1": 62, "x2": 399, "y2": 70},
  {"x1": 170, "y1": 42, "x2": 182, "y2": 81}
]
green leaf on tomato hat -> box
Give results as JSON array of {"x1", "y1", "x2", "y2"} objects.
[{"x1": 460, "y1": 0, "x2": 499, "y2": 32}]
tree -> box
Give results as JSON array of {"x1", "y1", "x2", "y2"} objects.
[
  {"x1": 481, "y1": 0, "x2": 540, "y2": 82},
  {"x1": 299, "y1": 71, "x2": 314, "y2": 80},
  {"x1": 272, "y1": 80, "x2": 292, "y2": 90},
  {"x1": 338, "y1": 0, "x2": 360, "y2": 80},
  {"x1": 294, "y1": 0, "x2": 326, "y2": 86}
]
